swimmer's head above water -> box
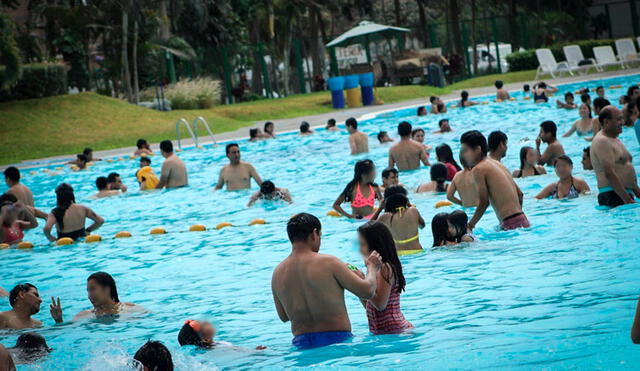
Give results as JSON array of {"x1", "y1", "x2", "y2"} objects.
[
  {"x1": 582, "y1": 147, "x2": 593, "y2": 171},
  {"x1": 460, "y1": 130, "x2": 487, "y2": 167},
  {"x1": 3, "y1": 166, "x2": 20, "y2": 187},
  {"x1": 178, "y1": 319, "x2": 216, "y2": 347},
  {"x1": 381, "y1": 168, "x2": 399, "y2": 188},
  {"x1": 377, "y1": 131, "x2": 393, "y2": 143},
  {"x1": 357, "y1": 221, "x2": 406, "y2": 292},
  {"x1": 287, "y1": 213, "x2": 322, "y2": 251},
  {"x1": 159, "y1": 140, "x2": 174, "y2": 157},
  {"x1": 341, "y1": 159, "x2": 377, "y2": 202},
  {"x1": 9, "y1": 283, "x2": 41, "y2": 314},
  {"x1": 95, "y1": 176, "x2": 108, "y2": 191},
  {"x1": 133, "y1": 340, "x2": 174, "y2": 371},
  {"x1": 438, "y1": 119, "x2": 451, "y2": 132},
  {"x1": 87, "y1": 272, "x2": 120, "y2": 307},
  {"x1": 226, "y1": 143, "x2": 241, "y2": 164},
  {"x1": 539, "y1": 120, "x2": 558, "y2": 142},
  {"x1": 397, "y1": 121, "x2": 412, "y2": 138},
  {"x1": 488, "y1": 130, "x2": 508, "y2": 159}
]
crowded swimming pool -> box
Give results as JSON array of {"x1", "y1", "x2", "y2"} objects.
[{"x1": 1, "y1": 73, "x2": 639, "y2": 369}]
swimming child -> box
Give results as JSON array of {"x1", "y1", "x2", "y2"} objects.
[
  {"x1": 247, "y1": 180, "x2": 292, "y2": 206},
  {"x1": 556, "y1": 92, "x2": 577, "y2": 109},
  {"x1": 178, "y1": 319, "x2": 267, "y2": 350}
]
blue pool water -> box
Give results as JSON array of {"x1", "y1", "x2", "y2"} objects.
[{"x1": 2, "y1": 74, "x2": 640, "y2": 370}]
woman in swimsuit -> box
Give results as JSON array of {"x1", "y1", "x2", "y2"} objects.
[
  {"x1": 350, "y1": 221, "x2": 413, "y2": 335},
  {"x1": 435, "y1": 144, "x2": 461, "y2": 181},
  {"x1": 416, "y1": 163, "x2": 449, "y2": 193},
  {"x1": 535, "y1": 155, "x2": 590, "y2": 200},
  {"x1": 512, "y1": 146, "x2": 547, "y2": 178},
  {"x1": 0, "y1": 202, "x2": 37, "y2": 245},
  {"x1": 532, "y1": 82, "x2": 558, "y2": 104},
  {"x1": 377, "y1": 193, "x2": 425, "y2": 252},
  {"x1": 333, "y1": 160, "x2": 382, "y2": 219},
  {"x1": 563, "y1": 103, "x2": 594, "y2": 137},
  {"x1": 43, "y1": 183, "x2": 104, "y2": 242}
]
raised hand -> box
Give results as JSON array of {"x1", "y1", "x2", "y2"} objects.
[
  {"x1": 50, "y1": 296, "x2": 63, "y2": 323},
  {"x1": 365, "y1": 251, "x2": 382, "y2": 272}
]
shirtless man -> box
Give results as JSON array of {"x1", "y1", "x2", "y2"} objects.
[
  {"x1": 346, "y1": 118, "x2": 369, "y2": 155},
  {"x1": 590, "y1": 106, "x2": 640, "y2": 207},
  {"x1": 4, "y1": 167, "x2": 47, "y2": 219},
  {"x1": 326, "y1": 119, "x2": 340, "y2": 132},
  {"x1": 429, "y1": 96, "x2": 447, "y2": 113},
  {"x1": 271, "y1": 213, "x2": 382, "y2": 349},
  {"x1": 50, "y1": 272, "x2": 145, "y2": 323},
  {"x1": 0, "y1": 284, "x2": 55, "y2": 330},
  {"x1": 488, "y1": 131, "x2": 508, "y2": 163},
  {"x1": 156, "y1": 140, "x2": 188, "y2": 189},
  {"x1": 93, "y1": 176, "x2": 119, "y2": 198},
  {"x1": 536, "y1": 121, "x2": 565, "y2": 166},
  {"x1": 0, "y1": 343, "x2": 15, "y2": 371},
  {"x1": 389, "y1": 121, "x2": 429, "y2": 171},
  {"x1": 447, "y1": 156, "x2": 478, "y2": 207},
  {"x1": 380, "y1": 167, "x2": 400, "y2": 193},
  {"x1": 247, "y1": 180, "x2": 292, "y2": 206},
  {"x1": 434, "y1": 119, "x2": 452, "y2": 134},
  {"x1": 460, "y1": 130, "x2": 527, "y2": 230},
  {"x1": 215, "y1": 143, "x2": 263, "y2": 191},
  {"x1": 495, "y1": 80, "x2": 510, "y2": 101},
  {"x1": 107, "y1": 172, "x2": 128, "y2": 193},
  {"x1": 377, "y1": 131, "x2": 394, "y2": 144}
]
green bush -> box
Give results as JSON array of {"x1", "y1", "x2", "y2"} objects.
[
  {"x1": 0, "y1": 63, "x2": 67, "y2": 102},
  {"x1": 506, "y1": 39, "x2": 617, "y2": 72}
]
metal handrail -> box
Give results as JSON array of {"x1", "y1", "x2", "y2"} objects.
[
  {"x1": 175, "y1": 118, "x2": 198, "y2": 150},
  {"x1": 193, "y1": 116, "x2": 216, "y2": 146}
]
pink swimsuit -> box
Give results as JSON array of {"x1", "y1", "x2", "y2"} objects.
[
  {"x1": 366, "y1": 287, "x2": 413, "y2": 335},
  {"x1": 2, "y1": 223, "x2": 23, "y2": 244},
  {"x1": 351, "y1": 183, "x2": 376, "y2": 218}
]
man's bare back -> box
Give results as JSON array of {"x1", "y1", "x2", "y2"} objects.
[
  {"x1": 451, "y1": 170, "x2": 478, "y2": 207},
  {"x1": 217, "y1": 162, "x2": 262, "y2": 191},
  {"x1": 472, "y1": 158, "x2": 522, "y2": 222},
  {"x1": 8, "y1": 184, "x2": 34, "y2": 207},
  {"x1": 389, "y1": 140, "x2": 427, "y2": 171},
  {"x1": 159, "y1": 155, "x2": 188, "y2": 188},
  {"x1": 350, "y1": 132, "x2": 369, "y2": 155}
]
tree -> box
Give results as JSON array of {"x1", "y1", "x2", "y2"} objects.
[{"x1": 0, "y1": 10, "x2": 20, "y2": 88}]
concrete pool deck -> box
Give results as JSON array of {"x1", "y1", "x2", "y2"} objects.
[{"x1": 7, "y1": 67, "x2": 640, "y2": 170}]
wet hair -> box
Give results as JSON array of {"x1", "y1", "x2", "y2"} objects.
[
  {"x1": 83, "y1": 148, "x2": 93, "y2": 156},
  {"x1": 627, "y1": 85, "x2": 639, "y2": 100},
  {"x1": 435, "y1": 144, "x2": 461, "y2": 171},
  {"x1": 0, "y1": 193, "x2": 18, "y2": 204},
  {"x1": 96, "y1": 176, "x2": 108, "y2": 190},
  {"x1": 488, "y1": 130, "x2": 507, "y2": 152},
  {"x1": 431, "y1": 213, "x2": 450, "y2": 247},
  {"x1": 87, "y1": 272, "x2": 120, "y2": 303},
  {"x1": 430, "y1": 163, "x2": 448, "y2": 192},
  {"x1": 397, "y1": 121, "x2": 412, "y2": 137},
  {"x1": 136, "y1": 139, "x2": 148, "y2": 149},
  {"x1": 596, "y1": 86, "x2": 604, "y2": 92},
  {"x1": 345, "y1": 117, "x2": 357, "y2": 129},
  {"x1": 438, "y1": 119, "x2": 449, "y2": 128},
  {"x1": 327, "y1": 118, "x2": 336, "y2": 127},
  {"x1": 341, "y1": 159, "x2": 376, "y2": 202},
  {"x1": 52, "y1": 183, "x2": 75, "y2": 230},
  {"x1": 448, "y1": 210, "x2": 469, "y2": 243},
  {"x1": 159, "y1": 140, "x2": 173, "y2": 153},
  {"x1": 417, "y1": 106, "x2": 427, "y2": 115},
  {"x1": 538, "y1": 82, "x2": 547, "y2": 89},
  {"x1": 107, "y1": 172, "x2": 120, "y2": 183},
  {"x1": 460, "y1": 130, "x2": 487, "y2": 156},
  {"x1": 140, "y1": 157, "x2": 151, "y2": 165},
  {"x1": 540, "y1": 120, "x2": 557, "y2": 137},
  {"x1": 377, "y1": 131, "x2": 389, "y2": 143},
  {"x1": 429, "y1": 96, "x2": 437, "y2": 103},
  {"x1": 264, "y1": 121, "x2": 274, "y2": 132},
  {"x1": 249, "y1": 128, "x2": 259, "y2": 138},
  {"x1": 523, "y1": 84, "x2": 530, "y2": 92},
  {"x1": 383, "y1": 185, "x2": 407, "y2": 199},
  {"x1": 77, "y1": 154, "x2": 88, "y2": 163},
  {"x1": 178, "y1": 323, "x2": 207, "y2": 347},
  {"x1": 593, "y1": 97, "x2": 610, "y2": 112},
  {"x1": 411, "y1": 128, "x2": 425, "y2": 138},
  {"x1": 461, "y1": 90, "x2": 469, "y2": 102},
  {"x1": 580, "y1": 93, "x2": 590, "y2": 103},
  {"x1": 12, "y1": 332, "x2": 52, "y2": 355},
  {"x1": 300, "y1": 121, "x2": 310, "y2": 133},
  {"x1": 287, "y1": 213, "x2": 321, "y2": 243},
  {"x1": 4, "y1": 166, "x2": 20, "y2": 182},
  {"x1": 357, "y1": 222, "x2": 406, "y2": 292},
  {"x1": 384, "y1": 193, "x2": 411, "y2": 226},
  {"x1": 134, "y1": 340, "x2": 174, "y2": 371},
  {"x1": 519, "y1": 146, "x2": 534, "y2": 172},
  {"x1": 225, "y1": 143, "x2": 239, "y2": 155},
  {"x1": 381, "y1": 167, "x2": 398, "y2": 179},
  {"x1": 564, "y1": 92, "x2": 574, "y2": 99},
  {"x1": 494, "y1": 80, "x2": 503, "y2": 89},
  {"x1": 583, "y1": 146, "x2": 591, "y2": 156},
  {"x1": 9, "y1": 283, "x2": 37, "y2": 307},
  {"x1": 260, "y1": 180, "x2": 275, "y2": 195},
  {"x1": 554, "y1": 154, "x2": 573, "y2": 167}
]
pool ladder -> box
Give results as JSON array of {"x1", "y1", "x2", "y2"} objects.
[{"x1": 175, "y1": 116, "x2": 217, "y2": 150}]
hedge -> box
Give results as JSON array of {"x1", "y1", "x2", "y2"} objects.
[
  {"x1": 506, "y1": 39, "x2": 617, "y2": 72},
  {"x1": 0, "y1": 63, "x2": 67, "y2": 102}
]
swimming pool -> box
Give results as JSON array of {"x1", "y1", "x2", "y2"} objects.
[{"x1": 2, "y1": 73, "x2": 640, "y2": 370}]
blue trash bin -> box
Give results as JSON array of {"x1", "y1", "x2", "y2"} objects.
[
  {"x1": 359, "y1": 73, "x2": 375, "y2": 106},
  {"x1": 328, "y1": 77, "x2": 345, "y2": 109}
]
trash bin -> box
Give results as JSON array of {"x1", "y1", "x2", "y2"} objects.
[
  {"x1": 427, "y1": 63, "x2": 445, "y2": 88},
  {"x1": 328, "y1": 76, "x2": 345, "y2": 109},
  {"x1": 344, "y1": 75, "x2": 361, "y2": 108},
  {"x1": 359, "y1": 73, "x2": 375, "y2": 106}
]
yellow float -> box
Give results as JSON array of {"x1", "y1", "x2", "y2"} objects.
[
  {"x1": 17, "y1": 241, "x2": 33, "y2": 249},
  {"x1": 55, "y1": 166, "x2": 63, "y2": 171},
  {"x1": 115, "y1": 231, "x2": 132, "y2": 238},
  {"x1": 215, "y1": 222, "x2": 233, "y2": 230},
  {"x1": 326, "y1": 210, "x2": 341, "y2": 217},
  {"x1": 106, "y1": 159, "x2": 114, "y2": 163},
  {"x1": 42, "y1": 168, "x2": 49, "y2": 173},
  {"x1": 30, "y1": 171, "x2": 37, "y2": 176},
  {"x1": 85, "y1": 234, "x2": 102, "y2": 243},
  {"x1": 509, "y1": 97, "x2": 516, "y2": 101},
  {"x1": 435, "y1": 200, "x2": 453, "y2": 208},
  {"x1": 189, "y1": 224, "x2": 206, "y2": 232},
  {"x1": 0, "y1": 243, "x2": 10, "y2": 249},
  {"x1": 249, "y1": 218, "x2": 266, "y2": 226},
  {"x1": 136, "y1": 166, "x2": 159, "y2": 189},
  {"x1": 57, "y1": 237, "x2": 74, "y2": 246},
  {"x1": 150, "y1": 227, "x2": 166, "y2": 235},
  {"x1": 609, "y1": 85, "x2": 622, "y2": 89}
]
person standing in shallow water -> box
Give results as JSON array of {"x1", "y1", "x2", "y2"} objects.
[
  {"x1": 215, "y1": 143, "x2": 263, "y2": 191},
  {"x1": 333, "y1": 160, "x2": 382, "y2": 219},
  {"x1": 43, "y1": 183, "x2": 103, "y2": 242},
  {"x1": 156, "y1": 140, "x2": 188, "y2": 189},
  {"x1": 346, "y1": 117, "x2": 369, "y2": 155},
  {"x1": 350, "y1": 221, "x2": 413, "y2": 335},
  {"x1": 389, "y1": 121, "x2": 430, "y2": 171},
  {"x1": 271, "y1": 213, "x2": 382, "y2": 349}
]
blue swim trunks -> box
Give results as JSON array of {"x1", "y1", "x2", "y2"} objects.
[{"x1": 292, "y1": 331, "x2": 353, "y2": 349}]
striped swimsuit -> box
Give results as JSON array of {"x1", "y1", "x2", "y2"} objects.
[{"x1": 366, "y1": 287, "x2": 413, "y2": 335}]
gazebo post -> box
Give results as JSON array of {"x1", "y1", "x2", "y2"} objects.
[
  {"x1": 363, "y1": 35, "x2": 372, "y2": 63},
  {"x1": 329, "y1": 47, "x2": 339, "y2": 76}
]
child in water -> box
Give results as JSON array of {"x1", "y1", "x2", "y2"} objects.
[
  {"x1": 178, "y1": 319, "x2": 266, "y2": 350},
  {"x1": 431, "y1": 210, "x2": 475, "y2": 247}
]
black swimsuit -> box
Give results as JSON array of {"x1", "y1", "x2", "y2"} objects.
[
  {"x1": 534, "y1": 91, "x2": 548, "y2": 102},
  {"x1": 515, "y1": 167, "x2": 541, "y2": 178},
  {"x1": 58, "y1": 228, "x2": 86, "y2": 241}
]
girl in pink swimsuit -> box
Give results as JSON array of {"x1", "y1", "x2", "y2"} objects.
[
  {"x1": 332, "y1": 159, "x2": 382, "y2": 219},
  {"x1": 352, "y1": 221, "x2": 413, "y2": 335},
  {"x1": 0, "y1": 202, "x2": 36, "y2": 245}
]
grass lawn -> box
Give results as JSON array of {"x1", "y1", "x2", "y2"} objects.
[{"x1": 0, "y1": 69, "x2": 537, "y2": 165}]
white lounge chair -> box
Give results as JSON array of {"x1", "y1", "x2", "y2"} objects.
[
  {"x1": 593, "y1": 46, "x2": 626, "y2": 70},
  {"x1": 535, "y1": 48, "x2": 573, "y2": 79},
  {"x1": 615, "y1": 38, "x2": 639, "y2": 67},
  {"x1": 563, "y1": 45, "x2": 598, "y2": 73}
]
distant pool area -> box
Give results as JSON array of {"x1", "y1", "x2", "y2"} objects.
[{"x1": 1, "y1": 73, "x2": 640, "y2": 369}]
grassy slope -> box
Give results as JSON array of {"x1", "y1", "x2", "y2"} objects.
[{"x1": 0, "y1": 69, "x2": 536, "y2": 165}]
